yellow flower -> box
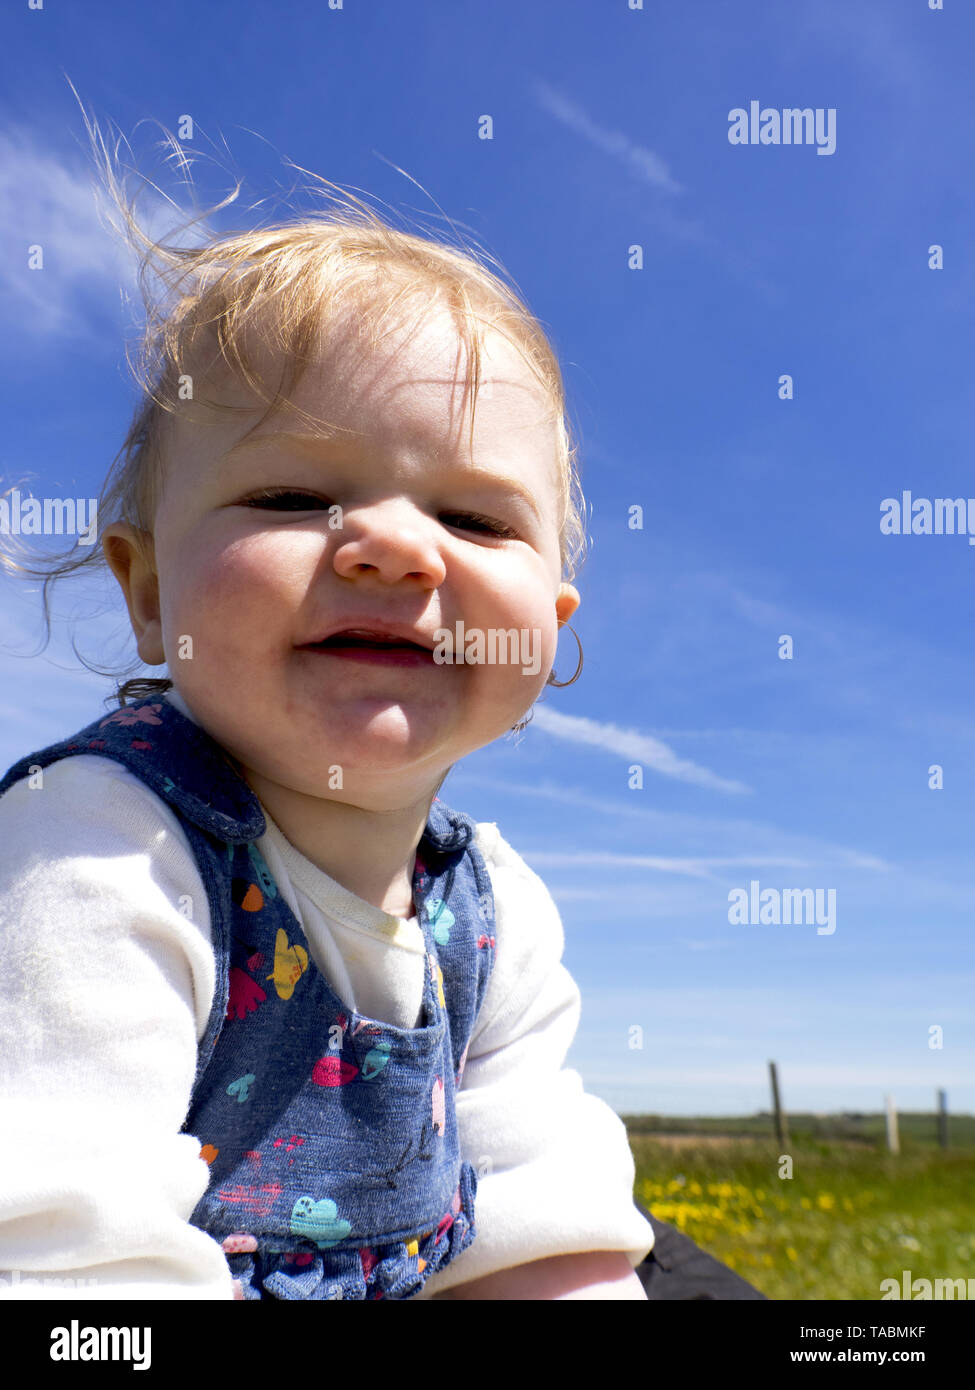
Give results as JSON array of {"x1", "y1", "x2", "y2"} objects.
[
  {"x1": 816, "y1": 1193, "x2": 835, "y2": 1211},
  {"x1": 787, "y1": 1247, "x2": 798, "y2": 1262}
]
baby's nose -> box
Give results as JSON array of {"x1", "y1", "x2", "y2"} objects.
[{"x1": 331, "y1": 500, "x2": 447, "y2": 586}]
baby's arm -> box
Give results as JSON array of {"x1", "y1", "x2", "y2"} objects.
[
  {"x1": 0, "y1": 757, "x2": 234, "y2": 1299},
  {"x1": 416, "y1": 823, "x2": 654, "y2": 1301}
]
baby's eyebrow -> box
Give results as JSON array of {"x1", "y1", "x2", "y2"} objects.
[
  {"x1": 220, "y1": 428, "x2": 544, "y2": 522},
  {"x1": 220, "y1": 426, "x2": 355, "y2": 464}
]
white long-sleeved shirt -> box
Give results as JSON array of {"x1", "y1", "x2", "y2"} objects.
[{"x1": 0, "y1": 690, "x2": 653, "y2": 1299}]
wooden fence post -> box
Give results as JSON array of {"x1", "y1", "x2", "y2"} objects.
[
  {"x1": 768, "y1": 1060, "x2": 789, "y2": 1148},
  {"x1": 937, "y1": 1089, "x2": 949, "y2": 1150},
  {"x1": 885, "y1": 1093, "x2": 900, "y2": 1155}
]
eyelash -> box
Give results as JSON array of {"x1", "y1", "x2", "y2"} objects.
[{"x1": 242, "y1": 489, "x2": 518, "y2": 538}]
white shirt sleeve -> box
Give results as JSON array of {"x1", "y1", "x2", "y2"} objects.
[
  {"x1": 0, "y1": 756, "x2": 235, "y2": 1300},
  {"x1": 413, "y1": 822, "x2": 654, "y2": 1297}
]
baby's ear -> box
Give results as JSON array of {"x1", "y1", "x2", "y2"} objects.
[
  {"x1": 102, "y1": 524, "x2": 166, "y2": 665},
  {"x1": 555, "y1": 582, "x2": 580, "y2": 626}
]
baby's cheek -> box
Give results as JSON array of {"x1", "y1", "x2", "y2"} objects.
[
  {"x1": 165, "y1": 536, "x2": 306, "y2": 649},
  {"x1": 485, "y1": 574, "x2": 559, "y2": 649}
]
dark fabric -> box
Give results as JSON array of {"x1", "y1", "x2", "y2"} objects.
[{"x1": 632, "y1": 1202, "x2": 768, "y2": 1300}]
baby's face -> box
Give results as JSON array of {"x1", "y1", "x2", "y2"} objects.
[{"x1": 116, "y1": 305, "x2": 579, "y2": 808}]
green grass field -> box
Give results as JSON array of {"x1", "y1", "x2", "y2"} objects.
[{"x1": 625, "y1": 1115, "x2": 975, "y2": 1300}]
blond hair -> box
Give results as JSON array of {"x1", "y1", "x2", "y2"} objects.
[{"x1": 1, "y1": 111, "x2": 588, "y2": 708}]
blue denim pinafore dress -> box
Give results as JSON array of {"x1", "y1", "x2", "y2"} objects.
[{"x1": 0, "y1": 696, "x2": 497, "y2": 1300}]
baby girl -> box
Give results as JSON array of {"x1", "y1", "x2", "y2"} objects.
[{"x1": 0, "y1": 171, "x2": 653, "y2": 1298}]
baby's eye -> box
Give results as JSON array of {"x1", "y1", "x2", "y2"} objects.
[
  {"x1": 242, "y1": 489, "x2": 331, "y2": 510},
  {"x1": 240, "y1": 492, "x2": 516, "y2": 537},
  {"x1": 441, "y1": 512, "x2": 517, "y2": 539}
]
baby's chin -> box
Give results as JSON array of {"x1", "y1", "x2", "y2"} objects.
[
  {"x1": 329, "y1": 698, "x2": 531, "y2": 750},
  {"x1": 182, "y1": 677, "x2": 530, "y2": 793},
  {"x1": 244, "y1": 720, "x2": 455, "y2": 788},
  {"x1": 243, "y1": 715, "x2": 523, "y2": 807}
]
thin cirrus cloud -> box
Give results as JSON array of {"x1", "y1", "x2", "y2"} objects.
[
  {"x1": 0, "y1": 125, "x2": 209, "y2": 348},
  {"x1": 524, "y1": 851, "x2": 840, "y2": 878},
  {"x1": 527, "y1": 80, "x2": 783, "y2": 301},
  {"x1": 528, "y1": 703, "x2": 750, "y2": 794},
  {"x1": 531, "y1": 79, "x2": 685, "y2": 195},
  {"x1": 0, "y1": 127, "x2": 136, "y2": 341}
]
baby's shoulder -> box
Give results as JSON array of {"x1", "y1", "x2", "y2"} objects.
[
  {"x1": 472, "y1": 820, "x2": 564, "y2": 941},
  {"x1": 0, "y1": 751, "x2": 198, "y2": 870},
  {"x1": 2, "y1": 748, "x2": 171, "y2": 811},
  {"x1": 473, "y1": 820, "x2": 536, "y2": 881}
]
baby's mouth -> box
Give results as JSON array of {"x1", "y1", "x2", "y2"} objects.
[{"x1": 302, "y1": 628, "x2": 436, "y2": 665}]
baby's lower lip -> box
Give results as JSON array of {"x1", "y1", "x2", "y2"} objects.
[{"x1": 301, "y1": 642, "x2": 435, "y2": 666}]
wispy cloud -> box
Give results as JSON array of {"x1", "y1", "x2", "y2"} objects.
[
  {"x1": 532, "y1": 79, "x2": 684, "y2": 194},
  {"x1": 725, "y1": 586, "x2": 788, "y2": 628},
  {"x1": 523, "y1": 852, "x2": 707, "y2": 879},
  {"x1": 0, "y1": 126, "x2": 137, "y2": 342},
  {"x1": 527, "y1": 84, "x2": 782, "y2": 303},
  {"x1": 0, "y1": 122, "x2": 210, "y2": 348},
  {"x1": 456, "y1": 774, "x2": 893, "y2": 875},
  {"x1": 528, "y1": 705, "x2": 750, "y2": 794},
  {"x1": 525, "y1": 851, "x2": 853, "y2": 880}
]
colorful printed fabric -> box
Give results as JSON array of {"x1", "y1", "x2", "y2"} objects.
[{"x1": 0, "y1": 698, "x2": 496, "y2": 1299}]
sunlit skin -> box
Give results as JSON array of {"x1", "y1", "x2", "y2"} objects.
[{"x1": 103, "y1": 298, "x2": 645, "y2": 1299}]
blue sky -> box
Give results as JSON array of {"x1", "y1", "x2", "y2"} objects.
[{"x1": 1, "y1": 0, "x2": 973, "y2": 1119}]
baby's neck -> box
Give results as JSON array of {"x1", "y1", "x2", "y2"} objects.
[
  {"x1": 161, "y1": 690, "x2": 432, "y2": 917},
  {"x1": 243, "y1": 767, "x2": 430, "y2": 919}
]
